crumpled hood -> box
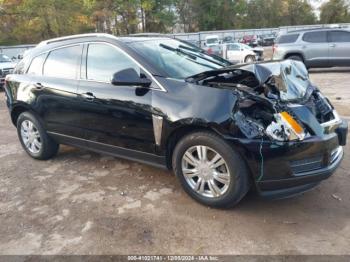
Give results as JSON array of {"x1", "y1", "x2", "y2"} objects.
[
  {"x1": 238, "y1": 60, "x2": 310, "y2": 101},
  {"x1": 236, "y1": 60, "x2": 308, "y2": 84},
  {"x1": 187, "y1": 60, "x2": 311, "y2": 101}
]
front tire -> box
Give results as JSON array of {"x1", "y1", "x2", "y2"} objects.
[
  {"x1": 244, "y1": 55, "x2": 255, "y2": 63},
  {"x1": 17, "y1": 112, "x2": 59, "y2": 160},
  {"x1": 172, "y1": 132, "x2": 250, "y2": 208}
]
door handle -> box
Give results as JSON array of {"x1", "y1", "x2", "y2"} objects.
[
  {"x1": 34, "y1": 83, "x2": 44, "y2": 89},
  {"x1": 81, "y1": 92, "x2": 95, "y2": 101},
  {"x1": 330, "y1": 43, "x2": 336, "y2": 48}
]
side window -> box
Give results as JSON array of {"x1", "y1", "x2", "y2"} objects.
[
  {"x1": 277, "y1": 34, "x2": 299, "y2": 44},
  {"x1": 27, "y1": 53, "x2": 47, "y2": 75},
  {"x1": 228, "y1": 44, "x2": 240, "y2": 51},
  {"x1": 302, "y1": 31, "x2": 327, "y2": 43},
  {"x1": 329, "y1": 31, "x2": 350, "y2": 42},
  {"x1": 43, "y1": 45, "x2": 82, "y2": 79},
  {"x1": 86, "y1": 43, "x2": 140, "y2": 82}
]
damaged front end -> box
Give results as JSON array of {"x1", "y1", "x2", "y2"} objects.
[
  {"x1": 187, "y1": 60, "x2": 347, "y2": 197},
  {"x1": 187, "y1": 60, "x2": 344, "y2": 144}
]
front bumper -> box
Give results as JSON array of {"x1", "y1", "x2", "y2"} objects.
[
  {"x1": 231, "y1": 120, "x2": 348, "y2": 199},
  {"x1": 257, "y1": 146, "x2": 343, "y2": 199},
  {"x1": 256, "y1": 55, "x2": 264, "y2": 61}
]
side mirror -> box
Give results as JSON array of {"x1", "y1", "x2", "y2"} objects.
[{"x1": 111, "y1": 68, "x2": 152, "y2": 88}]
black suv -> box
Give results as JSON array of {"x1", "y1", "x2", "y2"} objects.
[{"x1": 4, "y1": 34, "x2": 347, "y2": 207}]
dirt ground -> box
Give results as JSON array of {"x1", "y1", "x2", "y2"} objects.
[{"x1": 0, "y1": 65, "x2": 350, "y2": 255}]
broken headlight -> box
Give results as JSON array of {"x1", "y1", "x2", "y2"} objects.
[{"x1": 266, "y1": 112, "x2": 306, "y2": 141}]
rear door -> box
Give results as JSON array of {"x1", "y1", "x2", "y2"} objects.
[
  {"x1": 328, "y1": 30, "x2": 350, "y2": 66},
  {"x1": 30, "y1": 44, "x2": 84, "y2": 139},
  {"x1": 301, "y1": 31, "x2": 329, "y2": 67}
]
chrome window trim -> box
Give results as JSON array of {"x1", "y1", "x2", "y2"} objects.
[
  {"x1": 30, "y1": 43, "x2": 83, "y2": 80},
  {"x1": 82, "y1": 41, "x2": 167, "y2": 92},
  {"x1": 27, "y1": 40, "x2": 167, "y2": 92}
]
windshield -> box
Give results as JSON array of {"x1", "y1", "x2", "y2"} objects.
[
  {"x1": 129, "y1": 39, "x2": 229, "y2": 79},
  {"x1": 0, "y1": 54, "x2": 11, "y2": 63}
]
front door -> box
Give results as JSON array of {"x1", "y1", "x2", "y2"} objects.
[
  {"x1": 77, "y1": 43, "x2": 156, "y2": 153},
  {"x1": 328, "y1": 30, "x2": 350, "y2": 67},
  {"x1": 226, "y1": 43, "x2": 243, "y2": 63}
]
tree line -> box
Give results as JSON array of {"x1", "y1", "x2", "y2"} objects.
[{"x1": 0, "y1": 0, "x2": 349, "y2": 45}]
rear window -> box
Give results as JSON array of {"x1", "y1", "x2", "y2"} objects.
[
  {"x1": 277, "y1": 34, "x2": 299, "y2": 44},
  {"x1": 43, "y1": 45, "x2": 82, "y2": 79},
  {"x1": 27, "y1": 53, "x2": 47, "y2": 76},
  {"x1": 329, "y1": 31, "x2": 350, "y2": 42},
  {"x1": 302, "y1": 31, "x2": 327, "y2": 43}
]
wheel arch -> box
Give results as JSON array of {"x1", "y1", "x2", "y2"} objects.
[
  {"x1": 164, "y1": 123, "x2": 253, "y2": 170},
  {"x1": 284, "y1": 52, "x2": 305, "y2": 62},
  {"x1": 10, "y1": 104, "x2": 32, "y2": 126},
  {"x1": 165, "y1": 124, "x2": 223, "y2": 169}
]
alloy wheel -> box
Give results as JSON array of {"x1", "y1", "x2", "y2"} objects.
[
  {"x1": 181, "y1": 145, "x2": 231, "y2": 198},
  {"x1": 20, "y1": 120, "x2": 42, "y2": 154}
]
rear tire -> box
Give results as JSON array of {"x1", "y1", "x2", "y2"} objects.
[
  {"x1": 17, "y1": 112, "x2": 59, "y2": 160},
  {"x1": 172, "y1": 131, "x2": 250, "y2": 208}
]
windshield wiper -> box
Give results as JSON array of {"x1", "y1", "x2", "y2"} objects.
[
  {"x1": 159, "y1": 43, "x2": 227, "y2": 67},
  {"x1": 178, "y1": 44, "x2": 231, "y2": 66},
  {"x1": 158, "y1": 44, "x2": 218, "y2": 71},
  {"x1": 159, "y1": 44, "x2": 197, "y2": 59}
]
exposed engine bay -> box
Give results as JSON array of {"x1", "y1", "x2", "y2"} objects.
[{"x1": 186, "y1": 60, "x2": 339, "y2": 142}]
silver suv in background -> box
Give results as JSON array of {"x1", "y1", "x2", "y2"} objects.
[{"x1": 273, "y1": 28, "x2": 350, "y2": 68}]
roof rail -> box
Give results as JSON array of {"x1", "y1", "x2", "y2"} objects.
[
  {"x1": 287, "y1": 26, "x2": 344, "y2": 33},
  {"x1": 37, "y1": 33, "x2": 117, "y2": 47}
]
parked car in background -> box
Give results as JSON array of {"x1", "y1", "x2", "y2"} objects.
[
  {"x1": 260, "y1": 33, "x2": 276, "y2": 46},
  {"x1": 204, "y1": 35, "x2": 220, "y2": 47},
  {"x1": 222, "y1": 43, "x2": 263, "y2": 63},
  {"x1": 0, "y1": 54, "x2": 16, "y2": 87},
  {"x1": 205, "y1": 44, "x2": 222, "y2": 56},
  {"x1": 223, "y1": 36, "x2": 234, "y2": 43},
  {"x1": 273, "y1": 28, "x2": 350, "y2": 68},
  {"x1": 203, "y1": 35, "x2": 222, "y2": 56},
  {"x1": 0, "y1": 44, "x2": 35, "y2": 63},
  {"x1": 241, "y1": 35, "x2": 260, "y2": 47},
  {"x1": 6, "y1": 34, "x2": 347, "y2": 208}
]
